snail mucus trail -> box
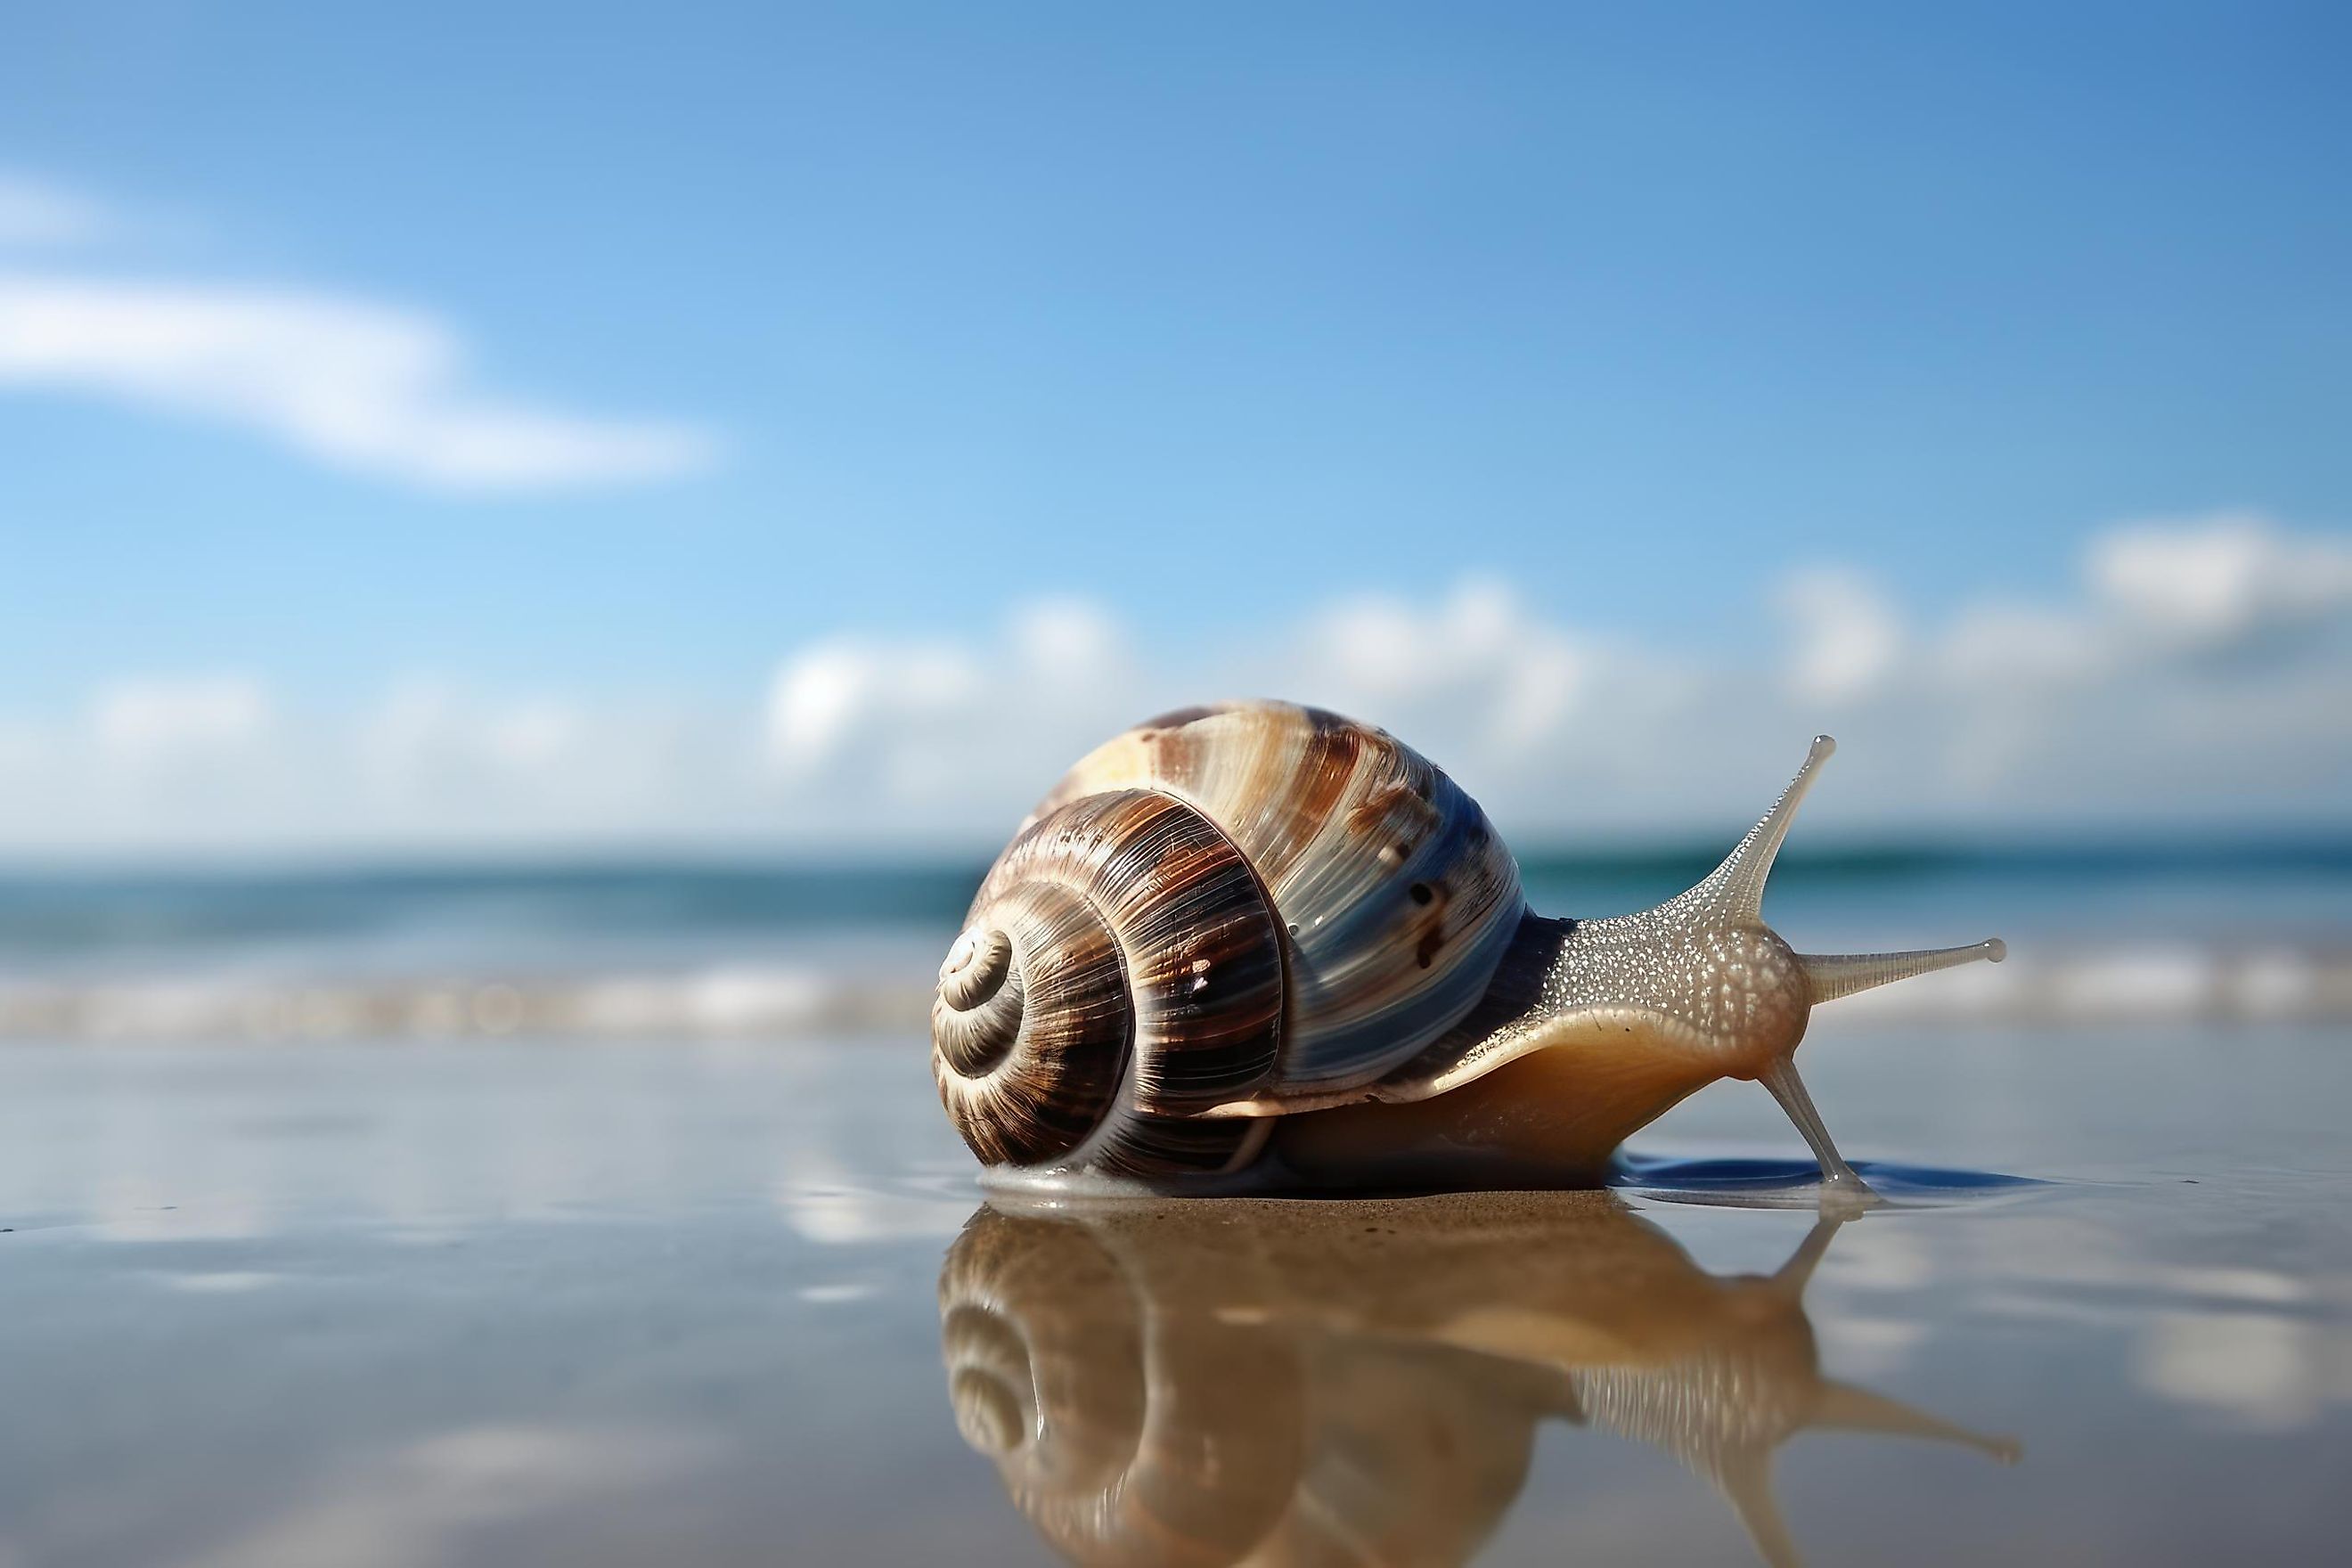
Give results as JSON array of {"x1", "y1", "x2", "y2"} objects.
[{"x1": 931, "y1": 702, "x2": 2005, "y2": 1200}]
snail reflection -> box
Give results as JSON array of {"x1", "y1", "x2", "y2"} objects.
[{"x1": 940, "y1": 1192, "x2": 2017, "y2": 1568}]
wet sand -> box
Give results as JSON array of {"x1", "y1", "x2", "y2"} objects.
[{"x1": 2, "y1": 1019, "x2": 2347, "y2": 1566}]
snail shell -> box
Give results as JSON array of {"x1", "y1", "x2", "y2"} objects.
[
  {"x1": 933, "y1": 699, "x2": 2007, "y2": 1192},
  {"x1": 933, "y1": 702, "x2": 1523, "y2": 1178}
]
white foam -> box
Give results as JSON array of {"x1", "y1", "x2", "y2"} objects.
[{"x1": 1, "y1": 942, "x2": 2348, "y2": 1045}]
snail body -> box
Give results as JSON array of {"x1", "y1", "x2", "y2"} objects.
[{"x1": 934, "y1": 701, "x2": 2004, "y2": 1197}]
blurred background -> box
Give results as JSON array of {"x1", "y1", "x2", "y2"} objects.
[{"x1": 1, "y1": 1, "x2": 2347, "y2": 1044}]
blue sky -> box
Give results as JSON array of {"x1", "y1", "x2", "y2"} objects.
[{"x1": 0, "y1": 3, "x2": 2346, "y2": 852}]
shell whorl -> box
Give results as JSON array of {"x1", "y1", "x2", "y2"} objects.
[
  {"x1": 931, "y1": 788, "x2": 1286, "y2": 1176},
  {"x1": 1028, "y1": 702, "x2": 1526, "y2": 1098},
  {"x1": 934, "y1": 927, "x2": 1021, "y2": 1074},
  {"x1": 938, "y1": 926, "x2": 1013, "y2": 1014},
  {"x1": 932, "y1": 700, "x2": 1528, "y2": 1177}
]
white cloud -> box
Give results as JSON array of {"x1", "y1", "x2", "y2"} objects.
[
  {"x1": 1293, "y1": 577, "x2": 1598, "y2": 755},
  {"x1": 0, "y1": 513, "x2": 2344, "y2": 853},
  {"x1": 0, "y1": 170, "x2": 112, "y2": 247},
  {"x1": 347, "y1": 680, "x2": 715, "y2": 838},
  {"x1": 1778, "y1": 566, "x2": 1904, "y2": 703},
  {"x1": 1008, "y1": 595, "x2": 1126, "y2": 676},
  {"x1": 2090, "y1": 511, "x2": 2352, "y2": 648},
  {"x1": 1935, "y1": 600, "x2": 2109, "y2": 689},
  {"x1": 764, "y1": 599, "x2": 1145, "y2": 816},
  {"x1": 0, "y1": 171, "x2": 715, "y2": 491},
  {"x1": 0, "y1": 275, "x2": 715, "y2": 490},
  {"x1": 766, "y1": 639, "x2": 984, "y2": 779},
  {"x1": 91, "y1": 675, "x2": 273, "y2": 760}
]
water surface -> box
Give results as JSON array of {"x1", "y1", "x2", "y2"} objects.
[{"x1": 2, "y1": 1017, "x2": 2346, "y2": 1565}]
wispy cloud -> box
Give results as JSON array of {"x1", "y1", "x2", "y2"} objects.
[
  {"x1": 0, "y1": 169, "x2": 113, "y2": 247},
  {"x1": 92, "y1": 674, "x2": 274, "y2": 762},
  {"x1": 1777, "y1": 567, "x2": 1904, "y2": 704},
  {"x1": 0, "y1": 175, "x2": 716, "y2": 491},
  {"x1": 2088, "y1": 511, "x2": 2352, "y2": 649},
  {"x1": 0, "y1": 513, "x2": 2342, "y2": 856}
]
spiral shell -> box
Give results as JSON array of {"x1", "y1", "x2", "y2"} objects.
[
  {"x1": 932, "y1": 787, "x2": 1288, "y2": 1175},
  {"x1": 931, "y1": 701, "x2": 1527, "y2": 1176}
]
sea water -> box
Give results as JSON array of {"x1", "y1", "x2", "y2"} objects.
[
  {"x1": 1, "y1": 842, "x2": 2347, "y2": 1041},
  {"x1": 0, "y1": 847, "x2": 2347, "y2": 1564}
]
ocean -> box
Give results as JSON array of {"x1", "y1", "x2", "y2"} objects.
[
  {"x1": 2, "y1": 842, "x2": 2348, "y2": 1564},
  {"x1": 2, "y1": 840, "x2": 2348, "y2": 1044}
]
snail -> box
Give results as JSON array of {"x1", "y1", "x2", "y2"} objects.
[
  {"x1": 940, "y1": 1192, "x2": 2019, "y2": 1568},
  {"x1": 932, "y1": 700, "x2": 2004, "y2": 1198}
]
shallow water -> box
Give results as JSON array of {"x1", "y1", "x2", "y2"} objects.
[{"x1": 1, "y1": 1020, "x2": 2347, "y2": 1566}]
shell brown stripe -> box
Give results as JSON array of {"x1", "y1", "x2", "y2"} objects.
[
  {"x1": 982, "y1": 788, "x2": 1285, "y2": 1119},
  {"x1": 1066, "y1": 790, "x2": 1286, "y2": 1115},
  {"x1": 1227, "y1": 705, "x2": 1367, "y2": 889}
]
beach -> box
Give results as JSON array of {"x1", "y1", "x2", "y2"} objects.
[
  {"x1": 4, "y1": 996, "x2": 2348, "y2": 1565},
  {"x1": 12, "y1": 5, "x2": 2349, "y2": 1561}
]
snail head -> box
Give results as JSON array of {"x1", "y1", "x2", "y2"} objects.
[{"x1": 1583, "y1": 735, "x2": 2005, "y2": 1203}]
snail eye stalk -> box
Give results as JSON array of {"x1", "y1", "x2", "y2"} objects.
[
  {"x1": 1678, "y1": 736, "x2": 2008, "y2": 1206},
  {"x1": 1797, "y1": 939, "x2": 2007, "y2": 1004},
  {"x1": 1678, "y1": 733, "x2": 1839, "y2": 924}
]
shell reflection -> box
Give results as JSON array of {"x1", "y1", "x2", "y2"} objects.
[{"x1": 939, "y1": 1192, "x2": 2017, "y2": 1567}]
